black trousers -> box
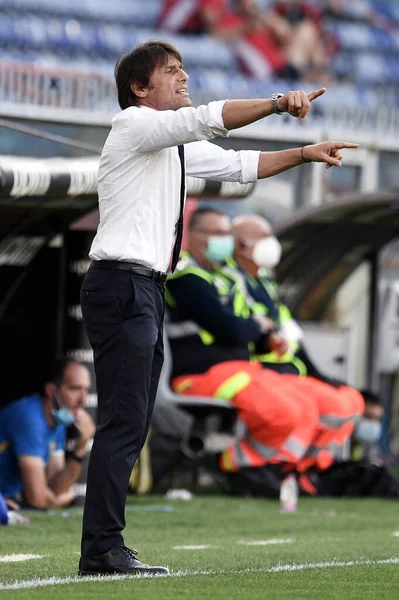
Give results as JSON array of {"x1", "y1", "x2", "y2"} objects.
[{"x1": 80, "y1": 266, "x2": 165, "y2": 556}]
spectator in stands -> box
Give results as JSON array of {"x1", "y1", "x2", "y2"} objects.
[
  {"x1": 159, "y1": 0, "x2": 301, "y2": 79},
  {"x1": 264, "y1": 0, "x2": 329, "y2": 80},
  {"x1": 325, "y1": 0, "x2": 395, "y2": 30},
  {"x1": 166, "y1": 208, "x2": 364, "y2": 486},
  {"x1": 0, "y1": 359, "x2": 94, "y2": 509}
]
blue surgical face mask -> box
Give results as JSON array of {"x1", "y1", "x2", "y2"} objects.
[
  {"x1": 52, "y1": 406, "x2": 76, "y2": 427},
  {"x1": 354, "y1": 418, "x2": 382, "y2": 444},
  {"x1": 52, "y1": 392, "x2": 76, "y2": 427},
  {"x1": 205, "y1": 235, "x2": 234, "y2": 263}
]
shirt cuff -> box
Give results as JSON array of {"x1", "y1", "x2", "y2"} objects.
[
  {"x1": 239, "y1": 150, "x2": 261, "y2": 183},
  {"x1": 207, "y1": 100, "x2": 230, "y2": 138}
]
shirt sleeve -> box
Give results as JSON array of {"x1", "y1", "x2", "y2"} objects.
[
  {"x1": 185, "y1": 140, "x2": 260, "y2": 183},
  {"x1": 124, "y1": 101, "x2": 230, "y2": 153},
  {"x1": 167, "y1": 274, "x2": 264, "y2": 344},
  {"x1": 6, "y1": 405, "x2": 46, "y2": 459}
]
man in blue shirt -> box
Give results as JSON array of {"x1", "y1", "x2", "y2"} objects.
[{"x1": 0, "y1": 359, "x2": 94, "y2": 509}]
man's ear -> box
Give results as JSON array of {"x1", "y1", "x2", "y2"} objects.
[
  {"x1": 131, "y1": 82, "x2": 147, "y2": 98},
  {"x1": 44, "y1": 382, "x2": 56, "y2": 400}
]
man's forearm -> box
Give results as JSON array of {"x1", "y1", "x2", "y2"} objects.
[
  {"x1": 221, "y1": 99, "x2": 275, "y2": 130},
  {"x1": 221, "y1": 89, "x2": 326, "y2": 130},
  {"x1": 24, "y1": 484, "x2": 74, "y2": 509},
  {"x1": 49, "y1": 458, "x2": 83, "y2": 495},
  {"x1": 257, "y1": 148, "x2": 304, "y2": 179}
]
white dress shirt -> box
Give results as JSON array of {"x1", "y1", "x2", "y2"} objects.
[{"x1": 89, "y1": 100, "x2": 260, "y2": 272}]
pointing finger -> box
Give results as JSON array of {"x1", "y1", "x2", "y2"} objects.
[
  {"x1": 308, "y1": 87, "x2": 326, "y2": 102},
  {"x1": 332, "y1": 142, "x2": 359, "y2": 149}
]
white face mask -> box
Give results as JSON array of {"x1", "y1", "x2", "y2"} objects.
[
  {"x1": 252, "y1": 236, "x2": 282, "y2": 269},
  {"x1": 353, "y1": 419, "x2": 382, "y2": 445}
]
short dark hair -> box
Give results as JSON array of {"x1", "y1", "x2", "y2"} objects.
[
  {"x1": 189, "y1": 207, "x2": 228, "y2": 231},
  {"x1": 114, "y1": 41, "x2": 183, "y2": 110},
  {"x1": 44, "y1": 358, "x2": 77, "y2": 388},
  {"x1": 359, "y1": 389, "x2": 382, "y2": 406}
]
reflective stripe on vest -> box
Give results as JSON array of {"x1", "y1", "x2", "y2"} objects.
[
  {"x1": 255, "y1": 351, "x2": 307, "y2": 377},
  {"x1": 167, "y1": 253, "x2": 250, "y2": 347},
  {"x1": 319, "y1": 413, "x2": 362, "y2": 429},
  {"x1": 166, "y1": 321, "x2": 200, "y2": 339},
  {"x1": 213, "y1": 371, "x2": 252, "y2": 401},
  {"x1": 278, "y1": 436, "x2": 307, "y2": 460},
  {"x1": 244, "y1": 435, "x2": 279, "y2": 460},
  {"x1": 165, "y1": 321, "x2": 215, "y2": 345},
  {"x1": 173, "y1": 378, "x2": 192, "y2": 394}
]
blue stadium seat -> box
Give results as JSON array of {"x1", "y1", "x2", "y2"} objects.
[
  {"x1": 4, "y1": 0, "x2": 163, "y2": 27},
  {"x1": 135, "y1": 30, "x2": 238, "y2": 70},
  {"x1": 0, "y1": 15, "x2": 17, "y2": 45},
  {"x1": 333, "y1": 22, "x2": 376, "y2": 51},
  {"x1": 372, "y1": 1, "x2": 399, "y2": 26},
  {"x1": 2, "y1": 0, "x2": 399, "y2": 107},
  {"x1": 353, "y1": 53, "x2": 396, "y2": 84}
]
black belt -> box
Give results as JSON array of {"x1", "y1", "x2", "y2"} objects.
[{"x1": 90, "y1": 260, "x2": 168, "y2": 283}]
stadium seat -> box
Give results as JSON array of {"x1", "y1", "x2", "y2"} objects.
[
  {"x1": 2, "y1": 0, "x2": 399, "y2": 108},
  {"x1": 156, "y1": 328, "x2": 235, "y2": 418},
  {"x1": 3, "y1": 0, "x2": 163, "y2": 27}
]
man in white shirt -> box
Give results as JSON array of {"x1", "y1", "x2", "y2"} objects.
[{"x1": 78, "y1": 40, "x2": 358, "y2": 577}]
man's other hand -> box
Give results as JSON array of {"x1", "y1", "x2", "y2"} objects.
[
  {"x1": 74, "y1": 408, "x2": 96, "y2": 453},
  {"x1": 269, "y1": 332, "x2": 289, "y2": 356},
  {"x1": 253, "y1": 315, "x2": 275, "y2": 332},
  {"x1": 302, "y1": 140, "x2": 359, "y2": 169},
  {"x1": 277, "y1": 88, "x2": 326, "y2": 120}
]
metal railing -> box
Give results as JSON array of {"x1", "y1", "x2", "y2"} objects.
[
  {"x1": 0, "y1": 62, "x2": 117, "y2": 112},
  {"x1": 2, "y1": 61, "x2": 399, "y2": 144}
]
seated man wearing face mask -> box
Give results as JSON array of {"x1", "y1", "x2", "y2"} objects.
[
  {"x1": 229, "y1": 214, "x2": 329, "y2": 377},
  {"x1": 313, "y1": 392, "x2": 399, "y2": 498},
  {"x1": 0, "y1": 359, "x2": 95, "y2": 509},
  {"x1": 166, "y1": 207, "x2": 335, "y2": 478},
  {"x1": 351, "y1": 390, "x2": 383, "y2": 461},
  {"x1": 222, "y1": 214, "x2": 364, "y2": 485}
]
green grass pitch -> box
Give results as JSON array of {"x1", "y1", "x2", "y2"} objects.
[{"x1": 1, "y1": 495, "x2": 399, "y2": 599}]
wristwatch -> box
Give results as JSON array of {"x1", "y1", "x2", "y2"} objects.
[
  {"x1": 70, "y1": 452, "x2": 85, "y2": 463},
  {"x1": 271, "y1": 93, "x2": 285, "y2": 115}
]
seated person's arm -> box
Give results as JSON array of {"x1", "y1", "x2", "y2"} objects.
[
  {"x1": 8, "y1": 405, "x2": 93, "y2": 509},
  {"x1": 200, "y1": 4, "x2": 256, "y2": 39},
  {"x1": 18, "y1": 455, "x2": 73, "y2": 509},
  {"x1": 47, "y1": 408, "x2": 95, "y2": 495},
  {"x1": 168, "y1": 274, "x2": 266, "y2": 344}
]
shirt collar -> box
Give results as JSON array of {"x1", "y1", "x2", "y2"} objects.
[{"x1": 138, "y1": 105, "x2": 157, "y2": 113}]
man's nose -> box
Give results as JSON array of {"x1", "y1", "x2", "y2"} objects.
[{"x1": 180, "y1": 69, "x2": 189, "y2": 81}]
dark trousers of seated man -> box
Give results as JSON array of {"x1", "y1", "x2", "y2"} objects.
[{"x1": 80, "y1": 266, "x2": 165, "y2": 556}]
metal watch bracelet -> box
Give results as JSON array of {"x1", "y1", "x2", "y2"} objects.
[{"x1": 271, "y1": 93, "x2": 285, "y2": 115}]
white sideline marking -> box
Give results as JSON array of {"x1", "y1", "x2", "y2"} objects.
[
  {"x1": 0, "y1": 554, "x2": 44, "y2": 563},
  {"x1": 237, "y1": 538, "x2": 294, "y2": 546},
  {"x1": 1, "y1": 557, "x2": 399, "y2": 590},
  {"x1": 172, "y1": 545, "x2": 213, "y2": 550}
]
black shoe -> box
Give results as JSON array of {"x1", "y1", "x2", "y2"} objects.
[{"x1": 78, "y1": 545, "x2": 169, "y2": 576}]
